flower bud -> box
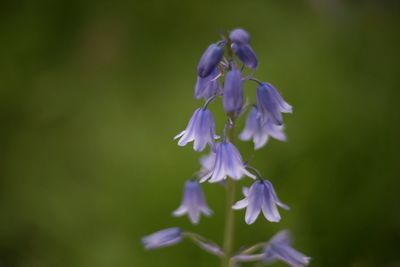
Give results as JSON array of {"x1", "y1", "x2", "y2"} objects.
[
  {"x1": 229, "y1": 28, "x2": 250, "y2": 44},
  {"x1": 223, "y1": 69, "x2": 243, "y2": 114},
  {"x1": 232, "y1": 43, "x2": 258, "y2": 69},
  {"x1": 197, "y1": 44, "x2": 224, "y2": 78}
]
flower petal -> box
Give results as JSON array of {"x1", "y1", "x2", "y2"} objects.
[
  {"x1": 232, "y1": 198, "x2": 248, "y2": 210},
  {"x1": 261, "y1": 182, "x2": 281, "y2": 222},
  {"x1": 245, "y1": 181, "x2": 263, "y2": 224}
]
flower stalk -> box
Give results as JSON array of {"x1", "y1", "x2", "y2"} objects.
[{"x1": 142, "y1": 28, "x2": 310, "y2": 267}]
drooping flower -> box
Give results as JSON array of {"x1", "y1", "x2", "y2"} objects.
[
  {"x1": 197, "y1": 43, "x2": 224, "y2": 78},
  {"x1": 173, "y1": 180, "x2": 212, "y2": 224},
  {"x1": 175, "y1": 108, "x2": 218, "y2": 152},
  {"x1": 263, "y1": 230, "x2": 311, "y2": 267},
  {"x1": 194, "y1": 68, "x2": 222, "y2": 99},
  {"x1": 239, "y1": 106, "x2": 287, "y2": 149},
  {"x1": 233, "y1": 179, "x2": 289, "y2": 224},
  {"x1": 231, "y1": 43, "x2": 258, "y2": 69},
  {"x1": 229, "y1": 28, "x2": 258, "y2": 69},
  {"x1": 200, "y1": 141, "x2": 255, "y2": 183},
  {"x1": 142, "y1": 228, "x2": 182, "y2": 250},
  {"x1": 256, "y1": 82, "x2": 292, "y2": 125},
  {"x1": 223, "y1": 68, "x2": 244, "y2": 114},
  {"x1": 229, "y1": 28, "x2": 250, "y2": 44}
]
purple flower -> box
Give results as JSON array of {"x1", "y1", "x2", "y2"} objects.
[
  {"x1": 197, "y1": 43, "x2": 224, "y2": 78},
  {"x1": 175, "y1": 108, "x2": 218, "y2": 152},
  {"x1": 256, "y1": 83, "x2": 292, "y2": 125},
  {"x1": 200, "y1": 141, "x2": 255, "y2": 183},
  {"x1": 233, "y1": 179, "x2": 289, "y2": 224},
  {"x1": 232, "y1": 43, "x2": 258, "y2": 69},
  {"x1": 229, "y1": 28, "x2": 250, "y2": 44},
  {"x1": 263, "y1": 230, "x2": 311, "y2": 267},
  {"x1": 173, "y1": 180, "x2": 212, "y2": 224},
  {"x1": 142, "y1": 227, "x2": 182, "y2": 250},
  {"x1": 223, "y1": 69, "x2": 244, "y2": 114},
  {"x1": 239, "y1": 106, "x2": 287, "y2": 149},
  {"x1": 195, "y1": 68, "x2": 222, "y2": 99}
]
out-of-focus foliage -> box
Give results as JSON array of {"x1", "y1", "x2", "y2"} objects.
[{"x1": 0, "y1": 0, "x2": 399, "y2": 266}]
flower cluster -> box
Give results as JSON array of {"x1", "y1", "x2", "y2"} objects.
[{"x1": 142, "y1": 28, "x2": 310, "y2": 267}]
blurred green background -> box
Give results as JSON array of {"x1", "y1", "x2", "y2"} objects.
[{"x1": 1, "y1": 0, "x2": 399, "y2": 266}]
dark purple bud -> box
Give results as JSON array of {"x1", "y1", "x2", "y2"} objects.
[
  {"x1": 194, "y1": 68, "x2": 222, "y2": 99},
  {"x1": 223, "y1": 69, "x2": 244, "y2": 114},
  {"x1": 256, "y1": 83, "x2": 292, "y2": 126},
  {"x1": 197, "y1": 44, "x2": 224, "y2": 78},
  {"x1": 232, "y1": 43, "x2": 258, "y2": 69},
  {"x1": 229, "y1": 28, "x2": 250, "y2": 44}
]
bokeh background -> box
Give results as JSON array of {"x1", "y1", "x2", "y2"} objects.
[{"x1": 1, "y1": 0, "x2": 399, "y2": 266}]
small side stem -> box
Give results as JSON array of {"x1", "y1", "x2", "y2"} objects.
[
  {"x1": 239, "y1": 242, "x2": 269, "y2": 255},
  {"x1": 183, "y1": 232, "x2": 224, "y2": 257}
]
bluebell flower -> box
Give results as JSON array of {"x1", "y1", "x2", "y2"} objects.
[
  {"x1": 239, "y1": 106, "x2": 287, "y2": 149},
  {"x1": 200, "y1": 141, "x2": 255, "y2": 183},
  {"x1": 256, "y1": 82, "x2": 292, "y2": 125},
  {"x1": 231, "y1": 43, "x2": 258, "y2": 69},
  {"x1": 229, "y1": 28, "x2": 258, "y2": 69},
  {"x1": 229, "y1": 28, "x2": 250, "y2": 44},
  {"x1": 263, "y1": 230, "x2": 311, "y2": 267},
  {"x1": 173, "y1": 180, "x2": 212, "y2": 224},
  {"x1": 175, "y1": 108, "x2": 218, "y2": 152},
  {"x1": 223, "y1": 68, "x2": 244, "y2": 114},
  {"x1": 142, "y1": 227, "x2": 182, "y2": 250},
  {"x1": 197, "y1": 43, "x2": 224, "y2": 78},
  {"x1": 233, "y1": 179, "x2": 289, "y2": 224},
  {"x1": 195, "y1": 68, "x2": 222, "y2": 99}
]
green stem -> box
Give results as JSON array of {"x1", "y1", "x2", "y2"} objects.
[
  {"x1": 221, "y1": 119, "x2": 236, "y2": 267},
  {"x1": 239, "y1": 242, "x2": 269, "y2": 255}
]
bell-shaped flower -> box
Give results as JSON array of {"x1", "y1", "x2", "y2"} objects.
[
  {"x1": 194, "y1": 68, "x2": 222, "y2": 99},
  {"x1": 200, "y1": 141, "x2": 255, "y2": 183},
  {"x1": 229, "y1": 28, "x2": 250, "y2": 44},
  {"x1": 173, "y1": 180, "x2": 212, "y2": 224},
  {"x1": 263, "y1": 230, "x2": 311, "y2": 267},
  {"x1": 223, "y1": 68, "x2": 244, "y2": 114},
  {"x1": 142, "y1": 227, "x2": 182, "y2": 250},
  {"x1": 233, "y1": 179, "x2": 289, "y2": 224},
  {"x1": 197, "y1": 43, "x2": 224, "y2": 78},
  {"x1": 256, "y1": 82, "x2": 292, "y2": 125},
  {"x1": 240, "y1": 106, "x2": 287, "y2": 149},
  {"x1": 232, "y1": 42, "x2": 258, "y2": 69},
  {"x1": 175, "y1": 108, "x2": 218, "y2": 152}
]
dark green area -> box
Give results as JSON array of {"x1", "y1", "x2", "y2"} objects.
[{"x1": 1, "y1": 0, "x2": 399, "y2": 266}]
